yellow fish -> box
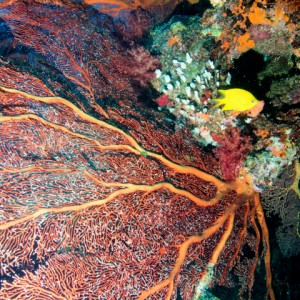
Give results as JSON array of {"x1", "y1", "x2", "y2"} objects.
[{"x1": 212, "y1": 88, "x2": 258, "y2": 111}]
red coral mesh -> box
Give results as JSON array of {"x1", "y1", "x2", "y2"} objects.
[
  {"x1": 214, "y1": 202, "x2": 259, "y2": 295},
  {"x1": 0, "y1": 62, "x2": 55, "y2": 96},
  {"x1": 108, "y1": 102, "x2": 222, "y2": 178},
  {"x1": 0, "y1": 71, "x2": 261, "y2": 298},
  {"x1": 166, "y1": 172, "x2": 218, "y2": 201}
]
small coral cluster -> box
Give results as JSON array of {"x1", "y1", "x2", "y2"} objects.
[
  {"x1": 149, "y1": 17, "x2": 247, "y2": 148},
  {"x1": 148, "y1": 3, "x2": 299, "y2": 185},
  {"x1": 245, "y1": 125, "x2": 298, "y2": 189},
  {"x1": 152, "y1": 51, "x2": 234, "y2": 146},
  {"x1": 207, "y1": 0, "x2": 300, "y2": 60},
  {"x1": 124, "y1": 46, "x2": 161, "y2": 87},
  {"x1": 267, "y1": 75, "x2": 300, "y2": 108},
  {"x1": 214, "y1": 128, "x2": 252, "y2": 181}
]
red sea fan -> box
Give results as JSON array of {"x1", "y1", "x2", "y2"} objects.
[{"x1": 214, "y1": 128, "x2": 253, "y2": 181}]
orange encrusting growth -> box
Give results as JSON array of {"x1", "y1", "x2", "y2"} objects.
[
  {"x1": 217, "y1": 0, "x2": 292, "y2": 57},
  {"x1": 167, "y1": 35, "x2": 180, "y2": 46},
  {"x1": 235, "y1": 32, "x2": 255, "y2": 53},
  {"x1": 248, "y1": 2, "x2": 271, "y2": 25}
]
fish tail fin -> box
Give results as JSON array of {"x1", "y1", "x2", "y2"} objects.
[
  {"x1": 212, "y1": 90, "x2": 226, "y2": 108},
  {"x1": 212, "y1": 98, "x2": 224, "y2": 108}
]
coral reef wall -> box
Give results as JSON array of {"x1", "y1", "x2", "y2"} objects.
[{"x1": 1, "y1": 0, "x2": 299, "y2": 299}]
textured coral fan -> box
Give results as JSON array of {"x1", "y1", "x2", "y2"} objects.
[
  {"x1": 0, "y1": 1, "x2": 275, "y2": 299},
  {"x1": 0, "y1": 66, "x2": 272, "y2": 299},
  {"x1": 214, "y1": 128, "x2": 252, "y2": 181},
  {"x1": 0, "y1": 0, "x2": 161, "y2": 118}
]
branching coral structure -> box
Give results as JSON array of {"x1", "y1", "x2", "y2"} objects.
[{"x1": 0, "y1": 79, "x2": 274, "y2": 299}]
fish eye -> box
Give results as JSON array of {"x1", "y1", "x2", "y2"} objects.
[{"x1": 251, "y1": 100, "x2": 255, "y2": 103}]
